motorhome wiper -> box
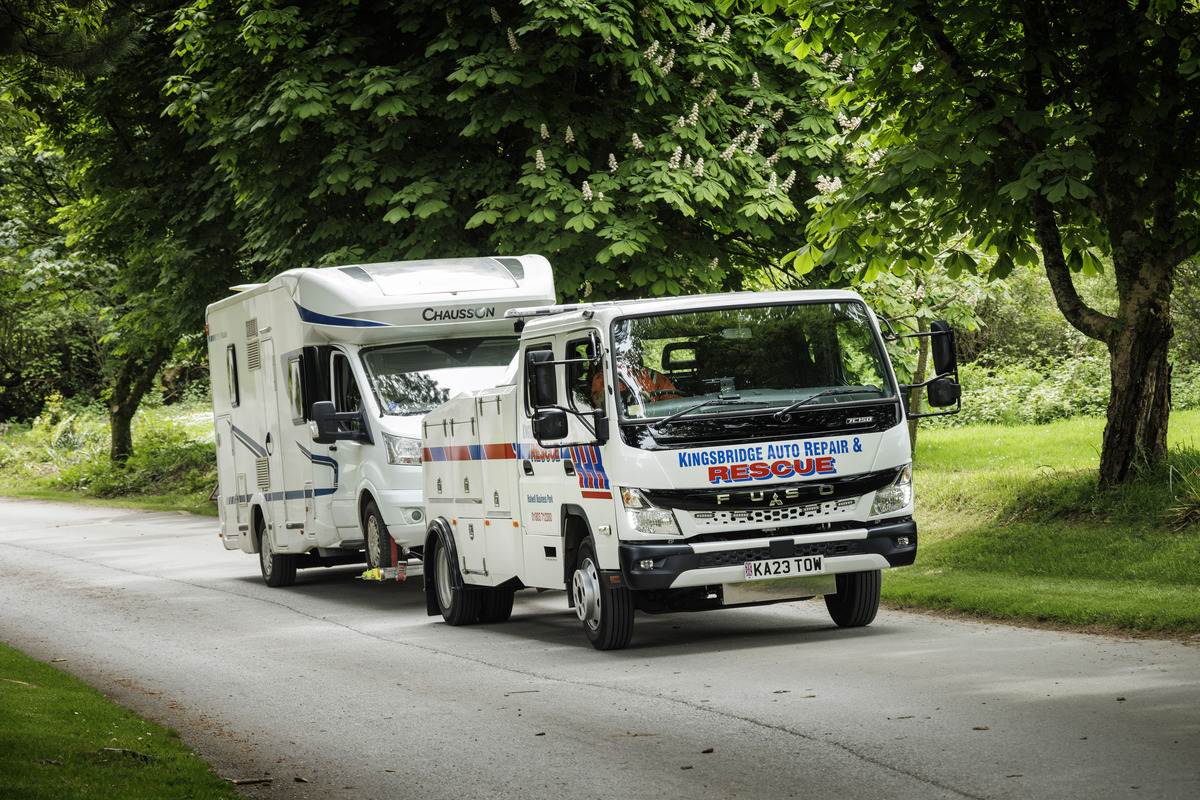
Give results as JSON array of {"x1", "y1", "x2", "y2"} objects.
[
  {"x1": 651, "y1": 398, "x2": 770, "y2": 429},
  {"x1": 773, "y1": 386, "x2": 881, "y2": 421}
]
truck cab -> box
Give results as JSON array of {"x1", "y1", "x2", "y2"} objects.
[{"x1": 421, "y1": 290, "x2": 959, "y2": 649}]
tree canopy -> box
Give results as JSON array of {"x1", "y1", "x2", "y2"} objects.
[
  {"x1": 164, "y1": 0, "x2": 843, "y2": 298},
  {"x1": 771, "y1": 0, "x2": 1200, "y2": 485}
]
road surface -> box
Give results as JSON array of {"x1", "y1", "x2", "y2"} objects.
[{"x1": 0, "y1": 499, "x2": 1196, "y2": 799}]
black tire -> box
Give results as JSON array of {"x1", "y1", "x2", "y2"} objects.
[
  {"x1": 363, "y1": 500, "x2": 394, "y2": 569},
  {"x1": 478, "y1": 586, "x2": 516, "y2": 624},
  {"x1": 258, "y1": 517, "x2": 297, "y2": 588},
  {"x1": 431, "y1": 535, "x2": 480, "y2": 625},
  {"x1": 572, "y1": 540, "x2": 634, "y2": 650},
  {"x1": 824, "y1": 569, "x2": 881, "y2": 628}
]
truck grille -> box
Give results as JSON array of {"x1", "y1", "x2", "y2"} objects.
[
  {"x1": 689, "y1": 499, "x2": 857, "y2": 527},
  {"x1": 697, "y1": 539, "x2": 865, "y2": 568}
]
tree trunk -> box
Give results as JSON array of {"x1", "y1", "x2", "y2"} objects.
[
  {"x1": 1098, "y1": 287, "x2": 1173, "y2": 487},
  {"x1": 109, "y1": 341, "x2": 175, "y2": 465}
]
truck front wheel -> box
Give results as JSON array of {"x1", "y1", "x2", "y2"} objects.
[
  {"x1": 572, "y1": 540, "x2": 634, "y2": 650},
  {"x1": 431, "y1": 535, "x2": 480, "y2": 626},
  {"x1": 824, "y1": 569, "x2": 881, "y2": 628}
]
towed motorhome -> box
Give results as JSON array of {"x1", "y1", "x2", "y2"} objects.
[
  {"x1": 206, "y1": 255, "x2": 555, "y2": 586},
  {"x1": 420, "y1": 290, "x2": 960, "y2": 649}
]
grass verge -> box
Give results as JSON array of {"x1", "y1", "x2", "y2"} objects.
[
  {"x1": 892, "y1": 410, "x2": 1200, "y2": 638},
  {"x1": 0, "y1": 641, "x2": 241, "y2": 800}
]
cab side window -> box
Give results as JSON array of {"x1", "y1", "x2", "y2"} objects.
[{"x1": 567, "y1": 337, "x2": 603, "y2": 412}]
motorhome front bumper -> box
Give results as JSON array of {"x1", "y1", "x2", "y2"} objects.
[{"x1": 616, "y1": 518, "x2": 917, "y2": 591}]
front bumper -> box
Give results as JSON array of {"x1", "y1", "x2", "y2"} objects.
[{"x1": 617, "y1": 518, "x2": 917, "y2": 591}]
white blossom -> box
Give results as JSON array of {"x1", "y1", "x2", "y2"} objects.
[
  {"x1": 565, "y1": 125, "x2": 575, "y2": 143},
  {"x1": 644, "y1": 40, "x2": 660, "y2": 59},
  {"x1": 582, "y1": 180, "x2": 593, "y2": 201},
  {"x1": 742, "y1": 99, "x2": 754, "y2": 116},
  {"x1": 751, "y1": 72, "x2": 760, "y2": 89},
  {"x1": 490, "y1": 7, "x2": 501, "y2": 24},
  {"x1": 781, "y1": 170, "x2": 797, "y2": 192},
  {"x1": 609, "y1": 153, "x2": 619, "y2": 172},
  {"x1": 692, "y1": 157, "x2": 705, "y2": 178},
  {"x1": 660, "y1": 49, "x2": 675, "y2": 76},
  {"x1": 632, "y1": 133, "x2": 644, "y2": 149},
  {"x1": 535, "y1": 150, "x2": 546, "y2": 172},
  {"x1": 668, "y1": 146, "x2": 683, "y2": 169},
  {"x1": 702, "y1": 89, "x2": 718, "y2": 107},
  {"x1": 766, "y1": 172, "x2": 778, "y2": 195},
  {"x1": 540, "y1": 123, "x2": 550, "y2": 140},
  {"x1": 507, "y1": 28, "x2": 520, "y2": 52},
  {"x1": 816, "y1": 175, "x2": 842, "y2": 195},
  {"x1": 709, "y1": 257, "x2": 719, "y2": 271},
  {"x1": 687, "y1": 103, "x2": 700, "y2": 126},
  {"x1": 719, "y1": 26, "x2": 731, "y2": 44},
  {"x1": 912, "y1": 62, "x2": 925, "y2": 73}
]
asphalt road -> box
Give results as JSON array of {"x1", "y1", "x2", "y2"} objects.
[{"x1": 0, "y1": 498, "x2": 1196, "y2": 800}]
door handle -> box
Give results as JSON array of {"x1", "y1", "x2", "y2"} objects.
[{"x1": 522, "y1": 460, "x2": 534, "y2": 476}]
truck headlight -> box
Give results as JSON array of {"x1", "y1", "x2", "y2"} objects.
[
  {"x1": 870, "y1": 464, "x2": 913, "y2": 516},
  {"x1": 384, "y1": 433, "x2": 422, "y2": 465},
  {"x1": 620, "y1": 487, "x2": 681, "y2": 536}
]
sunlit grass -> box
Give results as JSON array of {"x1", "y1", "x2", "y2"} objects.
[{"x1": 897, "y1": 410, "x2": 1200, "y2": 636}]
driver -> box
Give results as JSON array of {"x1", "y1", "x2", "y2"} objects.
[{"x1": 591, "y1": 346, "x2": 681, "y2": 407}]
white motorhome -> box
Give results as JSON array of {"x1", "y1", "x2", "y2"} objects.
[
  {"x1": 420, "y1": 290, "x2": 960, "y2": 649},
  {"x1": 205, "y1": 255, "x2": 555, "y2": 586}
]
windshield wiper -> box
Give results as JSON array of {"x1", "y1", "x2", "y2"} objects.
[
  {"x1": 651, "y1": 398, "x2": 770, "y2": 429},
  {"x1": 773, "y1": 386, "x2": 881, "y2": 421}
]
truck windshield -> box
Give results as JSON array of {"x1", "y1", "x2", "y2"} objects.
[
  {"x1": 610, "y1": 301, "x2": 895, "y2": 421},
  {"x1": 361, "y1": 337, "x2": 519, "y2": 416}
]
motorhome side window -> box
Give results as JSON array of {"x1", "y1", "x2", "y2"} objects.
[
  {"x1": 226, "y1": 345, "x2": 240, "y2": 408},
  {"x1": 332, "y1": 352, "x2": 362, "y2": 431},
  {"x1": 287, "y1": 356, "x2": 305, "y2": 425}
]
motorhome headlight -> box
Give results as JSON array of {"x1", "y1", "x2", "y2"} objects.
[
  {"x1": 620, "y1": 487, "x2": 681, "y2": 536},
  {"x1": 870, "y1": 464, "x2": 913, "y2": 516},
  {"x1": 384, "y1": 433, "x2": 423, "y2": 466}
]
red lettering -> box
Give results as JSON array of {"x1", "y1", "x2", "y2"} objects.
[
  {"x1": 748, "y1": 462, "x2": 771, "y2": 479},
  {"x1": 816, "y1": 456, "x2": 834, "y2": 473},
  {"x1": 795, "y1": 458, "x2": 815, "y2": 476},
  {"x1": 730, "y1": 464, "x2": 750, "y2": 481},
  {"x1": 709, "y1": 466, "x2": 730, "y2": 483},
  {"x1": 771, "y1": 460, "x2": 794, "y2": 477}
]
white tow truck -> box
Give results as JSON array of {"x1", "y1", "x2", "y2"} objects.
[
  {"x1": 420, "y1": 289, "x2": 960, "y2": 649},
  {"x1": 205, "y1": 255, "x2": 555, "y2": 586}
]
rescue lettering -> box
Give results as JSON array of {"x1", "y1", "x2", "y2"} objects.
[{"x1": 707, "y1": 457, "x2": 836, "y2": 484}]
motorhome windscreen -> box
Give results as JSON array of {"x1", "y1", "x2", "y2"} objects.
[
  {"x1": 610, "y1": 301, "x2": 896, "y2": 421},
  {"x1": 361, "y1": 337, "x2": 519, "y2": 416}
]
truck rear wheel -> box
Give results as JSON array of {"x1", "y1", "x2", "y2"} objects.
[
  {"x1": 572, "y1": 540, "x2": 634, "y2": 650},
  {"x1": 478, "y1": 586, "x2": 515, "y2": 623},
  {"x1": 257, "y1": 517, "x2": 297, "y2": 588},
  {"x1": 432, "y1": 535, "x2": 480, "y2": 625},
  {"x1": 824, "y1": 569, "x2": 881, "y2": 627},
  {"x1": 363, "y1": 500, "x2": 394, "y2": 569}
]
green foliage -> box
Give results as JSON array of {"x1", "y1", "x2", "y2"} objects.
[
  {"x1": 0, "y1": 400, "x2": 216, "y2": 507},
  {"x1": 165, "y1": 0, "x2": 845, "y2": 299}
]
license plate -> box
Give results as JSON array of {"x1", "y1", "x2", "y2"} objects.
[{"x1": 744, "y1": 555, "x2": 825, "y2": 580}]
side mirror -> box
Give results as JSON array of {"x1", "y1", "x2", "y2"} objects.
[
  {"x1": 311, "y1": 400, "x2": 373, "y2": 444},
  {"x1": 930, "y1": 320, "x2": 958, "y2": 377},
  {"x1": 526, "y1": 349, "x2": 558, "y2": 408},
  {"x1": 926, "y1": 376, "x2": 962, "y2": 408},
  {"x1": 532, "y1": 408, "x2": 569, "y2": 443}
]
